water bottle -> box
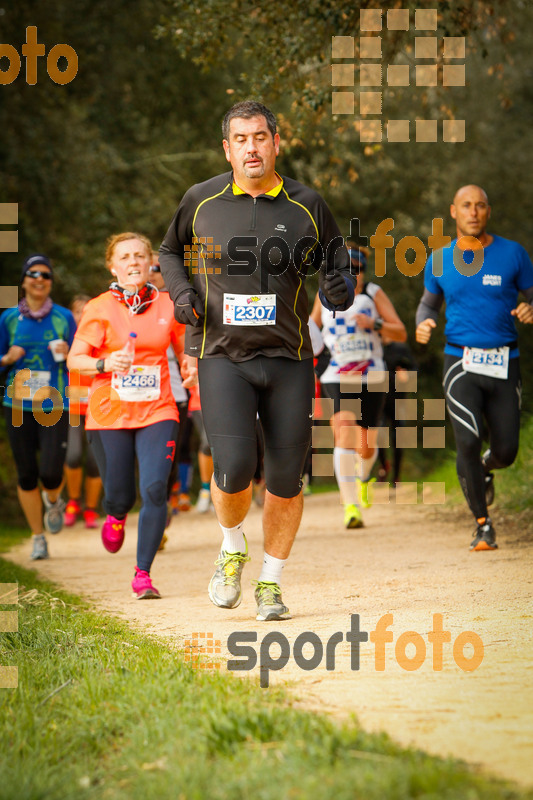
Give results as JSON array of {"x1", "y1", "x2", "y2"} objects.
[{"x1": 120, "y1": 332, "x2": 137, "y2": 373}]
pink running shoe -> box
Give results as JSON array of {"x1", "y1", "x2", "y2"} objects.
[
  {"x1": 132, "y1": 567, "x2": 161, "y2": 600},
  {"x1": 64, "y1": 499, "x2": 81, "y2": 527},
  {"x1": 83, "y1": 508, "x2": 99, "y2": 529},
  {"x1": 101, "y1": 515, "x2": 126, "y2": 553}
]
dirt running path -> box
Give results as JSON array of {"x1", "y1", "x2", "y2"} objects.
[{"x1": 6, "y1": 491, "x2": 533, "y2": 787}]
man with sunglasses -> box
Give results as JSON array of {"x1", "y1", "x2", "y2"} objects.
[{"x1": 0, "y1": 254, "x2": 76, "y2": 559}]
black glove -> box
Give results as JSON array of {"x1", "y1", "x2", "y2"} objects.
[
  {"x1": 319, "y1": 270, "x2": 349, "y2": 307},
  {"x1": 174, "y1": 289, "x2": 204, "y2": 327}
]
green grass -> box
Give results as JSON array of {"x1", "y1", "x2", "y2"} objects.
[
  {"x1": 1, "y1": 557, "x2": 532, "y2": 800},
  {"x1": 416, "y1": 414, "x2": 533, "y2": 521}
]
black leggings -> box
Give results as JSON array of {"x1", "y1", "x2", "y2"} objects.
[
  {"x1": 198, "y1": 356, "x2": 314, "y2": 498},
  {"x1": 4, "y1": 406, "x2": 69, "y2": 491},
  {"x1": 443, "y1": 355, "x2": 521, "y2": 519},
  {"x1": 65, "y1": 415, "x2": 100, "y2": 477},
  {"x1": 88, "y1": 420, "x2": 178, "y2": 572}
]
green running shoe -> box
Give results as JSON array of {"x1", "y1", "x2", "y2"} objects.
[
  {"x1": 359, "y1": 477, "x2": 376, "y2": 509},
  {"x1": 208, "y1": 537, "x2": 250, "y2": 608},
  {"x1": 344, "y1": 503, "x2": 364, "y2": 529},
  {"x1": 254, "y1": 581, "x2": 291, "y2": 621}
]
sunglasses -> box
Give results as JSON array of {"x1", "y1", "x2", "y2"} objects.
[
  {"x1": 150, "y1": 265, "x2": 161, "y2": 273},
  {"x1": 25, "y1": 270, "x2": 53, "y2": 280}
]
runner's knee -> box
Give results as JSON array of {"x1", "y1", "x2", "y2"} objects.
[
  {"x1": 18, "y1": 476, "x2": 38, "y2": 492},
  {"x1": 39, "y1": 470, "x2": 64, "y2": 491},
  {"x1": 105, "y1": 489, "x2": 135, "y2": 519},
  {"x1": 212, "y1": 440, "x2": 257, "y2": 494},
  {"x1": 265, "y1": 446, "x2": 309, "y2": 498},
  {"x1": 490, "y1": 443, "x2": 518, "y2": 469},
  {"x1": 145, "y1": 479, "x2": 167, "y2": 507}
]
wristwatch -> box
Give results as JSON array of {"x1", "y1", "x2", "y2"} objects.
[
  {"x1": 373, "y1": 317, "x2": 384, "y2": 332},
  {"x1": 96, "y1": 358, "x2": 106, "y2": 373}
]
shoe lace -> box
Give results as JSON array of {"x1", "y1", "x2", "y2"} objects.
[
  {"x1": 215, "y1": 551, "x2": 250, "y2": 585},
  {"x1": 255, "y1": 581, "x2": 281, "y2": 605}
]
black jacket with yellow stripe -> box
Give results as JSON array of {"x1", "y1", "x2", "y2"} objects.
[{"x1": 160, "y1": 171, "x2": 353, "y2": 361}]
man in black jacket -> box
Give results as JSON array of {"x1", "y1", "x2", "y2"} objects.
[{"x1": 160, "y1": 100, "x2": 356, "y2": 621}]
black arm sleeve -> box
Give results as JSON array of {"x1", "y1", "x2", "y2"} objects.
[
  {"x1": 315, "y1": 196, "x2": 357, "y2": 290},
  {"x1": 159, "y1": 189, "x2": 197, "y2": 305},
  {"x1": 415, "y1": 289, "x2": 444, "y2": 327}
]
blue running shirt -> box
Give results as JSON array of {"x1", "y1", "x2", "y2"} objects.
[{"x1": 424, "y1": 235, "x2": 533, "y2": 357}]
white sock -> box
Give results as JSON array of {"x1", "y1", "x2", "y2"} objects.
[
  {"x1": 333, "y1": 447, "x2": 358, "y2": 505},
  {"x1": 360, "y1": 450, "x2": 378, "y2": 482},
  {"x1": 259, "y1": 552, "x2": 287, "y2": 586},
  {"x1": 220, "y1": 520, "x2": 246, "y2": 553}
]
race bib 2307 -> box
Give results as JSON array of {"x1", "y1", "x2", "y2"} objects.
[{"x1": 223, "y1": 293, "x2": 276, "y2": 326}]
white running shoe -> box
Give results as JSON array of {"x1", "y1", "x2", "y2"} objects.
[{"x1": 196, "y1": 488, "x2": 213, "y2": 513}]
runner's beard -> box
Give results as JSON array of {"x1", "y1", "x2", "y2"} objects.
[{"x1": 243, "y1": 159, "x2": 265, "y2": 178}]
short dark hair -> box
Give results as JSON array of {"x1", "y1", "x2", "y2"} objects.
[{"x1": 222, "y1": 101, "x2": 277, "y2": 141}]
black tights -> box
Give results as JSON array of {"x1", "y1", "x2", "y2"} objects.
[{"x1": 443, "y1": 355, "x2": 521, "y2": 519}]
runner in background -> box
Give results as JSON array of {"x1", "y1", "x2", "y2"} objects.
[
  {"x1": 0, "y1": 254, "x2": 75, "y2": 559},
  {"x1": 64, "y1": 295, "x2": 102, "y2": 529},
  {"x1": 416, "y1": 184, "x2": 533, "y2": 551},
  {"x1": 311, "y1": 247, "x2": 407, "y2": 529},
  {"x1": 188, "y1": 384, "x2": 215, "y2": 513},
  {"x1": 148, "y1": 257, "x2": 191, "y2": 545},
  {"x1": 377, "y1": 339, "x2": 417, "y2": 487},
  {"x1": 67, "y1": 233, "x2": 191, "y2": 598}
]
